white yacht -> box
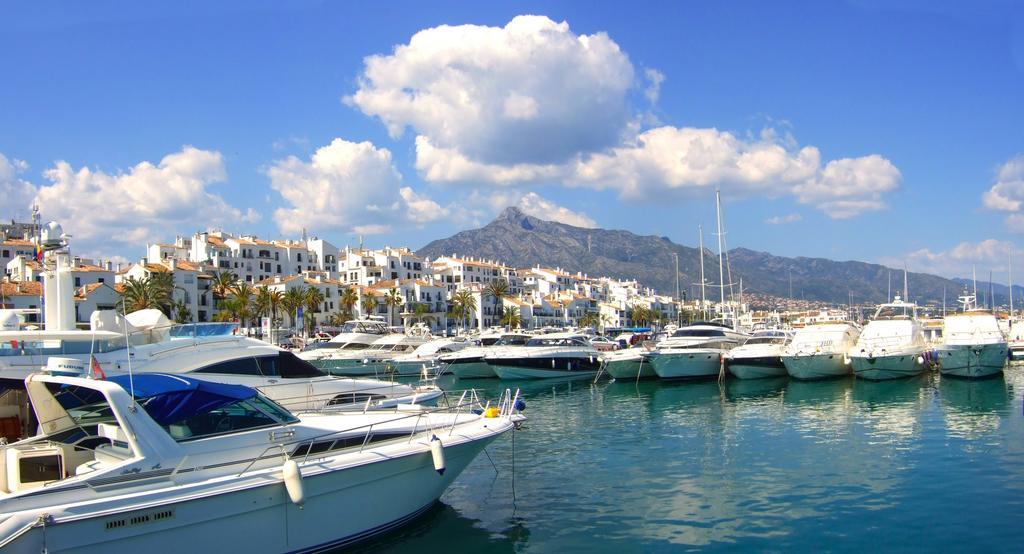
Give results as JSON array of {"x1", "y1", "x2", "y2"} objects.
[
  {"x1": 320, "y1": 333, "x2": 430, "y2": 377},
  {"x1": 386, "y1": 337, "x2": 470, "y2": 376},
  {"x1": 849, "y1": 295, "x2": 930, "y2": 380},
  {"x1": 726, "y1": 329, "x2": 794, "y2": 379},
  {"x1": 299, "y1": 319, "x2": 390, "y2": 370},
  {"x1": 439, "y1": 333, "x2": 532, "y2": 379},
  {"x1": 0, "y1": 310, "x2": 444, "y2": 431},
  {"x1": 0, "y1": 370, "x2": 523, "y2": 551},
  {"x1": 937, "y1": 292, "x2": 1008, "y2": 379},
  {"x1": 602, "y1": 345, "x2": 655, "y2": 380},
  {"x1": 647, "y1": 322, "x2": 748, "y2": 380},
  {"x1": 486, "y1": 333, "x2": 601, "y2": 379},
  {"x1": 782, "y1": 322, "x2": 861, "y2": 380}
]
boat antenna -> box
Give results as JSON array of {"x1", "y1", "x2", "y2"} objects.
[
  {"x1": 121, "y1": 298, "x2": 136, "y2": 405},
  {"x1": 1010, "y1": 249, "x2": 1015, "y2": 321},
  {"x1": 903, "y1": 264, "x2": 908, "y2": 302},
  {"x1": 887, "y1": 271, "x2": 891, "y2": 302},
  {"x1": 942, "y1": 285, "x2": 946, "y2": 318},
  {"x1": 990, "y1": 269, "x2": 994, "y2": 311},
  {"x1": 972, "y1": 265, "x2": 977, "y2": 302}
]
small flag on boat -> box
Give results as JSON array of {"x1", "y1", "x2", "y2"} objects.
[{"x1": 90, "y1": 355, "x2": 106, "y2": 380}]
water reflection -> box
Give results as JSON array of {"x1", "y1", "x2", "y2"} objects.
[
  {"x1": 940, "y1": 374, "x2": 1010, "y2": 440},
  {"x1": 367, "y1": 370, "x2": 1024, "y2": 552}
]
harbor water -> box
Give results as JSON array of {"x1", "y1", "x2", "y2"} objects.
[{"x1": 352, "y1": 367, "x2": 1024, "y2": 552}]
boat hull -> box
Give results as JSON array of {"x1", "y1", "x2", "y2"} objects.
[
  {"x1": 387, "y1": 360, "x2": 442, "y2": 377},
  {"x1": 446, "y1": 359, "x2": 496, "y2": 379},
  {"x1": 850, "y1": 351, "x2": 928, "y2": 380},
  {"x1": 782, "y1": 353, "x2": 850, "y2": 380},
  {"x1": 648, "y1": 350, "x2": 723, "y2": 380},
  {"x1": 727, "y1": 356, "x2": 786, "y2": 379},
  {"x1": 937, "y1": 342, "x2": 1007, "y2": 378},
  {"x1": 604, "y1": 357, "x2": 655, "y2": 380},
  {"x1": 487, "y1": 355, "x2": 601, "y2": 379},
  {"x1": 1, "y1": 431, "x2": 501, "y2": 554}
]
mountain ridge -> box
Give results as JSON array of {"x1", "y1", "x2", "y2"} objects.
[{"x1": 416, "y1": 208, "x2": 1000, "y2": 306}]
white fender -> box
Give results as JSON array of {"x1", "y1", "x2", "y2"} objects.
[
  {"x1": 430, "y1": 435, "x2": 446, "y2": 475},
  {"x1": 283, "y1": 459, "x2": 305, "y2": 506}
]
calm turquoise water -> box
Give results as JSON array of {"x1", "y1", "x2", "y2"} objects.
[{"x1": 352, "y1": 367, "x2": 1024, "y2": 552}]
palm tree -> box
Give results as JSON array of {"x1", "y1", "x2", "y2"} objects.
[
  {"x1": 148, "y1": 271, "x2": 176, "y2": 316},
  {"x1": 339, "y1": 287, "x2": 359, "y2": 321},
  {"x1": 171, "y1": 298, "x2": 192, "y2": 323},
  {"x1": 451, "y1": 289, "x2": 477, "y2": 333},
  {"x1": 361, "y1": 294, "x2": 379, "y2": 320},
  {"x1": 578, "y1": 310, "x2": 600, "y2": 330},
  {"x1": 214, "y1": 297, "x2": 244, "y2": 323},
  {"x1": 383, "y1": 287, "x2": 403, "y2": 327},
  {"x1": 118, "y1": 276, "x2": 171, "y2": 313},
  {"x1": 282, "y1": 287, "x2": 306, "y2": 331},
  {"x1": 254, "y1": 286, "x2": 273, "y2": 320},
  {"x1": 483, "y1": 279, "x2": 509, "y2": 328},
  {"x1": 501, "y1": 306, "x2": 522, "y2": 330},
  {"x1": 230, "y1": 282, "x2": 255, "y2": 332},
  {"x1": 210, "y1": 270, "x2": 237, "y2": 300},
  {"x1": 303, "y1": 287, "x2": 325, "y2": 334},
  {"x1": 410, "y1": 303, "x2": 435, "y2": 328},
  {"x1": 631, "y1": 304, "x2": 652, "y2": 327}
]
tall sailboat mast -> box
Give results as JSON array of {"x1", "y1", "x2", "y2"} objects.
[
  {"x1": 699, "y1": 225, "x2": 706, "y2": 318},
  {"x1": 715, "y1": 190, "x2": 726, "y2": 309},
  {"x1": 1010, "y1": 250, "x2": 1014, "y2": 319}
]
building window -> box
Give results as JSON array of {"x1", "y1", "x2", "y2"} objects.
[
  {"x1": 297, "y1": 253, "x2": 303, "y2": 262},
  {"x1": 74, "y1": 277, "x2": 81, "y2": 287}
]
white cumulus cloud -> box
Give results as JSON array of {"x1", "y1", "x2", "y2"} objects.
[
  {"x1": 346, "y1": 15, "x2": 635, "y2": 167},
  {"x1": 268, "y1": 138, "x2": 447, "y2": 236},
  {"x1": 982, "y1": 155, "x2": 1024, "y2": 220},
  {"x1": 0, "y1": 153, "x2": 37, "y2": 220},
  {"x1": 348, "y1": 16, "x2": 902, "y2": 220},
  {"x1": 765, "y1": 213, "x2": 802, "y2": 225},
  {"x1": 884, "y1": 239, "x2": 1015, "y2": 279},
  {"x1": 32, "y1": 146, "x2": 257, "y2": 256}
]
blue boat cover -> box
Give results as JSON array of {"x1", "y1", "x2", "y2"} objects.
[{"x1": 108, "y1": 374, "x2": 256, "y2": 426}]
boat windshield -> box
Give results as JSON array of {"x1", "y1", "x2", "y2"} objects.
[
  {"x1": 338, "y1": 321, "x2": 388, "y2": 334},
  {"x1": 524, "y1": 337, "x2": 589, "y2": 347},
  {"x1": 494, "y1": 335, "x2": 530, "y2": 346},
  {"x1": 671, "y1": 329, "x2": 726, "y2": 338},
  {"x1": 744, "y1": 336, "x2": 788, "y2": 346}
]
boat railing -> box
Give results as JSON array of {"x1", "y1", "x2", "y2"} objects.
[{"x1": 236, "y1": 388, "x2": 521, "y2": 478}]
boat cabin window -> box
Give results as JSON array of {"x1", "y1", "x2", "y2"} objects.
[
  {"x1": 340, "y1": 342, "x2": 370, "y2": 350},
  {"x1": 166, "y1": 396, "x2": 297, "y2": 442},
  {"x1": 744, "y1": 336, "x2": 788, "y2": 345},
  {"x1": 192, "y1": 353, "x2": 326, "y2": 379},
  {"x1": 480, "y1": 337, "x2": 501, "y2": 346}
]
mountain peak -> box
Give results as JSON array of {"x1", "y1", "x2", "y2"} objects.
[{"x1": 496, "y1": 206, "x2": 526, "y2": 221}]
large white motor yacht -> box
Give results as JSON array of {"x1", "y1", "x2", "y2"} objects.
[
  {"x1": 647, "y1": 322, "x2": 748, "y2": 380},
  {"x1": 439, "y1": 333, "x2": 532, "y2": 379},
  {"x1": 726, "y1": 329, "x2": 794, "y2": 379},
  {"x1": 0, "y1": 371, "x2": 523, "y2": 551},
  {"x1": 781, "y1": 322, "x2": 861, "y2": 380},
  {"x1": 849, "y1": 296, "x2": 930, "y2": 380},
  {"x1": 485, "y1": 333, "x2": 601, "y2": 379},
  {"x1": 299, "y1": 319, "x2": 390, "y2": 370},
  {"x1": 318, "y1": 333, "x2": 430, "y2": 377},
  {"x1": 937, "y1": 292, "x2": 1008, "y2": 379},
  {"x1": 386, "y1": 337, "x2": 470, "y2": 376}
]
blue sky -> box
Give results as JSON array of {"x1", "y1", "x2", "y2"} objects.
[{"x1": 1, "y1": 1, "x2": 1022, "y2": 279}]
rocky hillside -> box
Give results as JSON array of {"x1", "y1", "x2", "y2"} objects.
[{"x1": 417, "y1": 207, "x2": 972, "y2": 305}]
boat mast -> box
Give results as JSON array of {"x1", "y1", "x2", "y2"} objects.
[
  {"x1": 715, "y1": 190, "x2": 727, "y2": 325},
  {"x1": 1010, "y1": 250, "x2": 1015, "y2": 319},
  {"x1": 699, "y1": 225, "x2": 706, "y2": 319}
]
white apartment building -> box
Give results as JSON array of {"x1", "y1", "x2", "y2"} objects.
[
  {"x1": 429, "y1": 255, "x2": 513, "y2": 297},
  {"x1": 337, "y1": 247, "x2": 426, "y2": 287},
  {"x1": 119, "y1": 259, "x2": 201, "y2": 323},
  {"x1": 255, "y1": 274, "x2": 343, "y2": 329}
]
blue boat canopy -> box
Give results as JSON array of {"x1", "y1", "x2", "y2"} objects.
[{"x1": 109, "y1": 374, "x2": 257, "y2": 426}]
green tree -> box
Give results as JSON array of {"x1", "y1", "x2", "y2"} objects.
[
  {"x1": 303, "y1": 287, "x2": 325, "y2": 334},
  {"x1": 451, "y1": 289, "x2": 477, "y2": 332},
  {"x1": 282, "y1": 287, "x2": 306, "y2": 331},
  {"x1": 211, "y1": 270, "x2": 237, "y2": 300},
  {"x1": 229, "y1": 282, "x2": 255, "y2": 330},
  {"x1": 501, "y1": 306, "x2": 522, "y2": 329},
  {"x1": 118, "y1": 276, "x2": 171, "y2": 313},
  {"x1": 630, "y1": 304, "x2": 652, "y2": 327},
  {"x1": 339, "y1": 287, "x2": 359, "y2": 321},
  {"x1": 578, "y1": 310, "x2": 601, "y2": 330},
  {"x1": 361, "y1": 294, "x2": 379, "y2": 320},
  {"x1": 483, "y1": 279, "x2": 509, "y2": 328},
  {"x1": 172, "y1": 298, "x2": 192, "y2": 323},
  {"x1": 383, "y1": 287, "x2": 403, "y2": 327},
  {"x1": 410, "y1": 302, "x2": 435, "y2": 327}
]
